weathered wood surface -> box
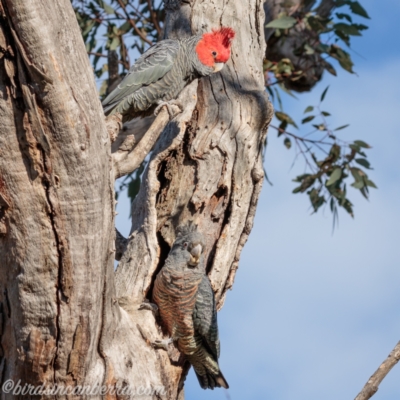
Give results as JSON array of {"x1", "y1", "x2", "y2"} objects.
[
  {"x1": 0, "y1": 0, "x2": 115, "y2": 397},
  {"x1": 0, "y1": 0, "x2": 272, "y2": 398}
]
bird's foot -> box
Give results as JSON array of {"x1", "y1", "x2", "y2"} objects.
[
  {"x1": 152, "y1": 337, "x2": 173, "y2": 351},
  {"x1": 138, "y1": 300, "x2": 159, "y2": 317},
  {"x1": 154, "y1": 100, "x2": 183, "y2": 119}
]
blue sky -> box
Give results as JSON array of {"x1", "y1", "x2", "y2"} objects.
[{"x1": 116, "y1": 1, "x2": 400, "y2": 398}]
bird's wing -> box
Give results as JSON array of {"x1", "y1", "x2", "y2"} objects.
[
  {"x1": 193, "y1": 275, "x2": 220, "y2": 360},
  {"x1": 102, "y1": 39, "x2": 180, "y2": 109}
]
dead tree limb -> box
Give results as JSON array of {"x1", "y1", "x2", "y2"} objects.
[{"x1": 355, "y1": 341, "x2": 400, "y2": 400}]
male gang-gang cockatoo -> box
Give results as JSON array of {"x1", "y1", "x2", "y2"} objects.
[{"x1": 102, "y1": 27, "x2": 235, "y2": 121}]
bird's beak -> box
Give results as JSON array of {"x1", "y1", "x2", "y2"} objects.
[
  {"x1": 213, "y1": 62, "x2": 225, "y2": 72},
  {"x1": 189, "y1": 244, "x2": 202, "y2": 265}
]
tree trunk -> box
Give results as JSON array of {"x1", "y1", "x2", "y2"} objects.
[{"x1": 0, "y1": 0, "x2": 271, "y2": 399}]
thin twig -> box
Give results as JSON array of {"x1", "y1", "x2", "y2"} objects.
[
  {"x1": 147, "y1": 0, "x2": 161, "y2": 35},
  {"x1": 124, "y1": 2, "x2": 146, "y2": 20},
  {"x1": 88, "y1": 51, "x2": 126, "y2": 66},
  {"x1": 354, "y1": 341, "x2": 400, "y2": 400},
  {"x1": 116, "y1": 0, "x2": 153, "y2": 45},
  {"x1": 147, "y1": 0, "x2": 161, "y2": 36},
  {"x1": 270, "y1": 125, "x2": 332, "y2": 146}
]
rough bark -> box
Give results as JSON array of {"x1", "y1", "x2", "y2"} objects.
[
  {"x1": 0, "y1": 0, "x2": 272, "y2": 399},
  {"x1": 0, "y1": 0, "x2": 115, "y2": 397}
]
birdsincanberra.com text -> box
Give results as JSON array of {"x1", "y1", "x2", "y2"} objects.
[{"x1": 1, "y1": 379, "x2": 166, "y2": 397}]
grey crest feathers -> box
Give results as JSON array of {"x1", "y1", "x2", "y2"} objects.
[
  {"x1": 175, "y1": 221, "x2": 204, "y2": 245},
  {"x1": 176, "y1": 220, "x2": 199, "y2": 237}
]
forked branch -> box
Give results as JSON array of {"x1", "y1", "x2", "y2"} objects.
[
  {"x1": 110, "y1": 83, "x2": 197, "y2": 179},
  {"x1": 111, "y1": 108, "x2": 169, "y2": 179}
]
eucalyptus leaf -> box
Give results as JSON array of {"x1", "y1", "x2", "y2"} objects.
[
  {"x1": 355, "y1": 158, "x2": 372, "y2": 169},
  {"x1": 334, "y1": 124, "x2": 349, "y2": 131},
  {"x1": 349, "y1": 1, "x2": 370, "y2": 19},
  {"x1": 304, "y1": 106, "x2": 314, "y2": 113},
  {"x1": 326, "y1": 168, "x2": 342, "y2": 186},
  {"x1": 109, "y1": 36, "x2": 120, "y2": 51},
  {"x1": 320, "y1": 86, "x2": 329, "y2": 102},
  {"x1": 302, "y1": 115, "x2": 315, "y2": 124},
  {"x1": 351, "y1": 180, "x2": 364, "y2": 189},
  {"x1": 334, "y1": 23, "x2": 362, "y2": 36},
  {"x1": 266, "y1": 16, "x2": 297, "y2": 29},
  {"x1": 350, "y1": 167, "x2": 364, "y2": 182},
  {"x1": 324, "y1": 61, "x2": 337, "y2": 76},
  {"x1": 103, "y1": 3, "x2": 115, "y2": 14},
  {"x1": 275, "y1": 111, "x2": 298, "y2": 128},
  {"x1": 336, "y1": 12, "x2": 352, "y2": 23},
  {"x1": 354, "y1": 140, "x2": 371, "y2": 148}
]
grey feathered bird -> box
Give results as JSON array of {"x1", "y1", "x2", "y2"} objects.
[
  {"x1": 152, "y1": 224, "x2": 228, "y2": 390},
  {"x1": 102, "y1": 27, "x2": 235, "y2": 121}
]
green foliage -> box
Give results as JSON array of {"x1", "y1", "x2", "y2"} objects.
[
  {"x1": 264, "y1": 2, "x2": 374, "y2": 224},
  {"x1": 264, "y1": 0, "x2": 370, "y2": 83},
  {"x1": 275, "y1": 87, "x2": 376, "y2": 226},
  {"x1": 265, "y1": 15, "x2": 297, "y2": 29},
  {"x1": 72, "y1": 0, "x2": 163, "y2": 82}
]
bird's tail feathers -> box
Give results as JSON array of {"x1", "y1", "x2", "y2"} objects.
[
  {"x1": 215, "y1": 370, "x2": 229, "y2": 389},
  {"x1": 195, "y1": 369, "x2": 229, "y2": 390}
]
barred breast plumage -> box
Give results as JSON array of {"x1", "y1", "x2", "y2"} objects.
[{"x1": 153, "y1": 224, "x2": 229, "y2": 390}]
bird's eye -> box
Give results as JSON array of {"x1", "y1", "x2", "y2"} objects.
[
  {"x1": 183, "y1": 242, "x2": 188, "y2": 248},
  {"x1": 212, "y1": 51, "x2": 217, "y2": 57}
]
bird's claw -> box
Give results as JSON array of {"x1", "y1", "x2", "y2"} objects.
[
  {"x1": 138, "y1": 301, "x2": 159, "y2": 316},
  {"x1": 152, "y1": 338, "x2": 173, "y2": 351},
  {"x1": 154, "y1": 100, "x2": 183, "y2": 119}
]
